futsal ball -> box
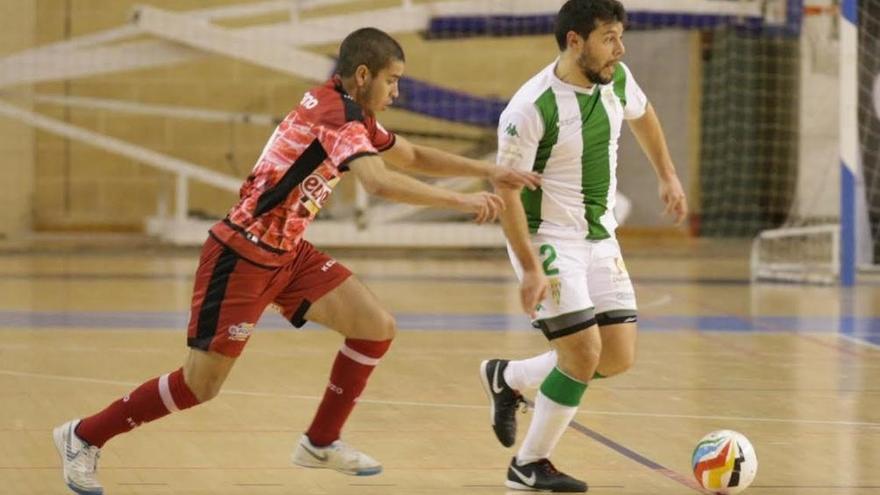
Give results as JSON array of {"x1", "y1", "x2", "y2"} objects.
[{"x1": 691, "y1": 430, "x2": 757, "y2": 494}]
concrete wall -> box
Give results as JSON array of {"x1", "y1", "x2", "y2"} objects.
[{"x1": 614, "y1": 30, "x2": 692, "y2": 227}]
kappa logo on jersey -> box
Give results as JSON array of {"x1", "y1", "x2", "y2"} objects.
[
  {"x1": 505, "y1": 122, "x2": 519, "y2": 137},
  {"x1": 228, "y1": 322, "x2": 254, "y2": 341},
  {"x1": 300, "y1": 91, "x2": 319, "y2": 110}
]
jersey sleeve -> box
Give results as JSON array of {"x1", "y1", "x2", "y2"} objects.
[
  {"x1": 620, "y1": 62, "x2": 648, "y2": 120},
  {"x1": 321, "y1": 121, "x2": 379, "y2": 169},
  {"x1": 368, "y1": 118, "x2": 396, "y2": 152},
  {"x1": 496, "y1": 102, "x2": 543, "y2": 172}
]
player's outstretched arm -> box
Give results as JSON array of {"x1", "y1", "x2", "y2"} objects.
[
  {"x1": 496, "y1": 184, "x2": 548, "y2": 318},
  {"x1": 381, "y1": 134, "x2": 540, "y2": 190},
  {"x1": 627, "y1": 103, "x2": 688, "y2": 225},
  {"x1": 349, "y1": 154, "x2": 504, "y2": 224}
]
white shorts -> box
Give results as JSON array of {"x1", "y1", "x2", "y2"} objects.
[{"x1": 508, "y1": 235, "x2": 637, "y2": 339}]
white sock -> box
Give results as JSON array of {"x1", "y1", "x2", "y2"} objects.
[
  {"x1": 503, "y1": 351, "x2": 557, "y2": 390},
  {"x1": 516, "y1": 390, "x2": 578, "y2": 464}
]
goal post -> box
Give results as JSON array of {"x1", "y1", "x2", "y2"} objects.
[{"x1": 750, "y1": 0, "x2": 879, "y2": 285}]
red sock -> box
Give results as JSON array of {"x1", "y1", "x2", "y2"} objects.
[
  {"x1": 75, "y1": 367, "x2": 200, "y2": 448},
  {"x1": 305, "y1": 338, "x2": 392, "y2": 446}
]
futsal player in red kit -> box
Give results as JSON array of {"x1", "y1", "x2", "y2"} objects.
[{"x1": 53, "y1": 27, "x2": 540, "y2": 494}]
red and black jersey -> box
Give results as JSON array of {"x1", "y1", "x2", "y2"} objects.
[{"x1": 210, "y1": 76, "x2": 395, "y2": 266}]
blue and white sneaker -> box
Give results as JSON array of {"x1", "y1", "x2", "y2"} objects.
[
  {"x1": 291, "y1": 435, "x2": 382, "y2": 476},
  {"x1": 53, "y1": 419, "x2": 103, "y2": 495}
]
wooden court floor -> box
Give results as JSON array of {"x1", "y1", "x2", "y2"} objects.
[{"x1": 1, "y1": 239, "x2": 878, "y2": 494}]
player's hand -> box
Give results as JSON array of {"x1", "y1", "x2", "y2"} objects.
[
  {"x1": 658, "y1": 174, "x2": 688, "y2": 225},
  {"x1": 490, "y1": 166, "x2": 541, "y2": 191},
  {"x1": 458, "y1": 191, "x2": 505, "y2": 224},
  {"x1": 520, "y1": 268, "x2": 549, "y2": 319}
]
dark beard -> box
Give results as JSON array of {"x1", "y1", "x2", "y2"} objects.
[
  {"x1": 577, "y1": 53, "x2": 614, "y2": 85},
  {"x1": 585, "y1": 68, "x2": 613, "y2": 85}
]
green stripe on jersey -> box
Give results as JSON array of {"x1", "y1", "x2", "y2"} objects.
[
  {"x1": 576, "y1": 91, "x2": 611, "y2": 240},
  {"x1": 522, "y1": 87, "x2": 560, "y2": 233},
  {"x1": 612, "y1": 64, "x2": 627, "y2": 106}
]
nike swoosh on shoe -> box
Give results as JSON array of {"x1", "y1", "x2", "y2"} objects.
[
  {"x1": 510, "y1": 465, "x2": 537, "y2": 486},
  {"x1": 492, "y1": 365, "x2": 505, "y2": 394},
  {"x1": 301, "y1": 444, "x2": 329, "y2": 462}
]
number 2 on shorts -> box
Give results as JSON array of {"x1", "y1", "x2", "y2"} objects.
[{"x1": 540, "y1": 244, "x2": 559, "y2": 276}]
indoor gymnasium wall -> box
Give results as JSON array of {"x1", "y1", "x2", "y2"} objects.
[
  {"x1": 0, "y1": 0, "x2": 36, "y2": 239},
  {"x1": 21, "y1": 1, "x2": 693, "y2": 232}
]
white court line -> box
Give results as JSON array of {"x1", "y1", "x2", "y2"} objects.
[
  {"x1": 838, "y1": 333, "x2": 880, "y2": 350},
  {"x1": 1, "y1": 369, "x2": 878, "y2": 429}
]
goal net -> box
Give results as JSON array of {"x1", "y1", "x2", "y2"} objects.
[{"x1": 751, "y1": 0, "x2": 878, "y2": 284}]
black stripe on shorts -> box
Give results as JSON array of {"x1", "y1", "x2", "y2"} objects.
[
  {"x1": 188, "y1": 247, "x2": 239, "y2": 350},
  {"x1": 534, "y1": 308, "x2": 597, "y2": 341},
  {"x1": 596, "y1": 309, "x2": 638, "y2": 326}
]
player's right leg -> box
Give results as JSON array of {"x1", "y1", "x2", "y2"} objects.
[
  {"x1": 54, "y1": 237, "x2": 268, "y2": 494},
  {"x1": 53, "y1": 349, "x2": 236, "y2": 495},
  {"x1": 491, "y1": 238, "x2": 594, "y2": 492},
  {"x1": 504, "y1": 316, "x2": 598, "y2": 493}
]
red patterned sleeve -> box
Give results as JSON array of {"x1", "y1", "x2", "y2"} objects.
[
  {"x1": 321, "y1": 121, "x2": 379, "y2": 170},
  {"x1": 367, "y1": 116, "x2": 396, "y2": 152}
]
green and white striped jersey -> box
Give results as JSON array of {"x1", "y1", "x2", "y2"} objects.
[{"x1": 497, "y1": 60, "x2": 647, "y2": 240}]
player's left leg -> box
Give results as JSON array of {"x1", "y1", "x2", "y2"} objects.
[
  {"x1": 595, "y1": 321, "x2": 636, "y2": 377},
  {"x1": 273, "y1": 242, "x2": 391, "y2": 476},
  {"x1": 590, "y1": 238, "x2": 639, "y2": 379}
]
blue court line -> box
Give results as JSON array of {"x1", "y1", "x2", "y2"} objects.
[
  {"x1": 0, "y1": 271, "x2": 752, "y2": 285},
  {"x1": 4, "y1": 271, "x2": 880, "y2": 287},
  {"x1": 522, "y1": 398, "x2": 709, "y2": 494},
  {"x1": 1, "y1": 310, "x2": 879, "y2": 342}
]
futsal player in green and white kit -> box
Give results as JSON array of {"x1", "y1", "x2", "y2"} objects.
[{"x1": 479, "y1": 0, "x2": 688, "y2": 491}]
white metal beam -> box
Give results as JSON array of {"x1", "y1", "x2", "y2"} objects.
[
  {"x1": 4, "y1": 0, "x2": 349, "y2": 58},
  {"x1": 0, "y1": 0, "x2": 763, "y2": 88},
  {"x1": 0, "y1": 99, "x2": 240, "y2": 193},
  {"x1": 0, "y1": 0, "x2": 342, "y2": 88},
  {"x1": 131, "y1": 4, "x2": 335, "y2": 82},
  {"x1": 0, "y1": 40, "x2": 197, "y2": 89},
  {"x1": 23, "y1": 93, "x2": 278, "y2": 126}
]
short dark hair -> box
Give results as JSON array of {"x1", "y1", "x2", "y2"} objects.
[
  {"x1": 336, "y1": 27, "x2": 405, "y2": 78},
  {"x1": 554, "y1": 0, "x2": 627, "y2": 51}
]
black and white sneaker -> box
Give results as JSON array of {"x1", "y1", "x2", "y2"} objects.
[
  {"x1": 479, "y1": 359, "x2": 526, "y2": 447},
  {"x1": 505, "y1": 457, "x2": 588, "y2": 492}
]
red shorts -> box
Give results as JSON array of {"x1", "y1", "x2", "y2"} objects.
[{"x1": 186, "y1": 235, "x2": 352, "y2": 357}]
